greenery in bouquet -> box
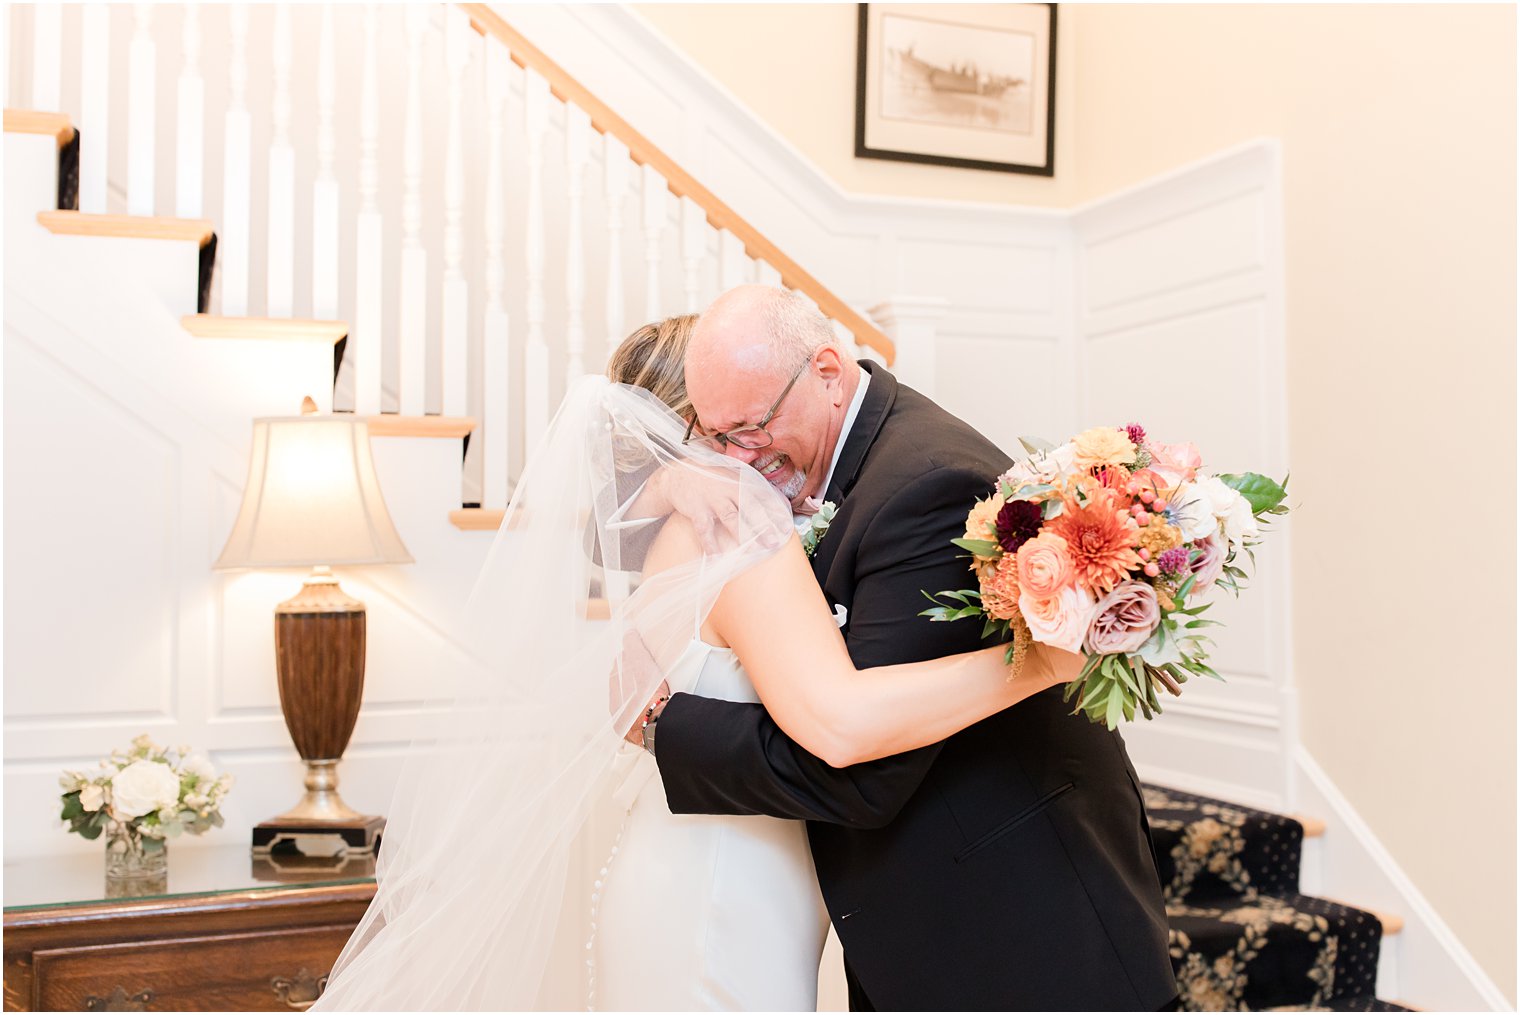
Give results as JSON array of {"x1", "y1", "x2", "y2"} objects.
[
  {"x1": 922, "y1": 424, "x2": 1288, "y2": 729},
  {"x1": 59, "y1": 734, "x2": 234, "y2": 851}
]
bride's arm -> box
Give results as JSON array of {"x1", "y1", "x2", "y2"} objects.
[{"x1": 652, "y1": 517, "x2": 1079, "y2": 768}]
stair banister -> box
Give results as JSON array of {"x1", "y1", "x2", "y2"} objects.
[{"x1": 461, "y1": 3, "x2": 897, "y2": 365}]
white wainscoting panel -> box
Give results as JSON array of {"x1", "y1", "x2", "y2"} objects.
[{"x1": 1073, "y1": 142, "x2": 1294, "y2": 806}]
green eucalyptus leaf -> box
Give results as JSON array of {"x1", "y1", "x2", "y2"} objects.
[
  {"x1": 1218, "y1": 472, "x2": 1289, "y2": 515},
  {"x1": 951, "y1": 538, "x2": 1001, "y2": 557},
  {"x1": 1019, "y1": 436, "x2": 1056, "y2": 456}
]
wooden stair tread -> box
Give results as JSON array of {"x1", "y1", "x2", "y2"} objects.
[
  {"x1": 182, "y1": 315, "x2": 348, "y2": 344},
  {"x1": 37, "y1": 210, "x2": 214, "y2": 246},
  {"x1": 1312, "y1": 895, "x2": 1404, "y2": 936},
  {"x1": 1291, "y1": 813, "x2": 1326, "y2": 838},
  {"x1": 1371, "y1": 907, "x2": 1404, "y2": 936},
  {"x1": 4, "y1": 109, "x2": 75, "y2": 145},
  {"x1": 363, "y1": 415, "x2": 475, "y2": 439},
  {"x1": 449, "y1": 508, "x2": 505, "y2": 531}
]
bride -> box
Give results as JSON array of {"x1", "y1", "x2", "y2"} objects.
[{"x1": 314, "y1": 316, "x2": 1080, "y2": 1011}]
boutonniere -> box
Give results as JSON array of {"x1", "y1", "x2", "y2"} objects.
[{"x1": 796, "y1": 499, "x2": 837, "y2": 558}]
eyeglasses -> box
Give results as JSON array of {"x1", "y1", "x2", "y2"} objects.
[{"x1": 682, "y1": 359, "x2": 810, "y2": 451}]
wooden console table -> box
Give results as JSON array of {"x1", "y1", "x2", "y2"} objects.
[{"x1": 3, "y1": 846, "x2": 376, "y2": 1011}]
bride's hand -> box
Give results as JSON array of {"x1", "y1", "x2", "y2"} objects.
[
  {"x1": 614, "y1": 629, "x2": 672, "y2": 746},
  {"x1": 1028, "y1": 641, "x2": 1084, "y2": 692},
  {"x1": 635, "y1": 465, "x2": 768, "y2": 554}
]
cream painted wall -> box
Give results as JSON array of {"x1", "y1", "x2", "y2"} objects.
[
  {"x1": 1069, "y1": 5, "x2": 1516, "y2": 1000},
  {"x1": 634, "y1": 1, "x2": 1516, "y2": 1000},
  {"x1": 631, "y1": 3, "x2": 1078, "y2": 206}
]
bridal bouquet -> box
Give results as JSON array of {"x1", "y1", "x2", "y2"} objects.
[
  {"x1": 921, "y1": 424, "x2": 1288, "y2": 729},
  {"x1": 60, "y1": 734, "x2": 233, "y2": 847}
]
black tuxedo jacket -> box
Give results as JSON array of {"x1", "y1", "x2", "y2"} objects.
[{"x1": 655, "y1": 363, "x2": 1177, "y2": 1011}]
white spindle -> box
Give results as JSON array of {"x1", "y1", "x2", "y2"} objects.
[
  {"x1": 441, "y1": 12, "x2": 471, "y2": 419},
  {"x1": 399, "y1": 5, "x2": 430, "y2": 416},
  {"x1": 78, "y1": 5, "x2": 111, "y2": 213},
  {"x1": 680, "y1": 198, "x2": 707, "y2": 313},
  {"x1": 522, "y1": 70, "x2": 550, "y2": 451},
  {"x1": 312, "y1": 4, "x2": 339, "y2": 323},
  {"x1": 221, "y1": 4, "x2": 251, "y2": 315},
  {"x1": 126, "y1": 6, "x2": 156, "y2": 216},
  {"x1": 31, "y1": 3, "x2": 60, "y2": 111},
  {"x1": 266, "y1": 4, "x2": 294, "y2": 317},
  {"x1": 756, "y1": 261, "x2": 783, "y2": 288},
  {"x1": 482, "y1": 42, "x2": 511, "y2": 507},
  {"x1": 3, "y1": 4, "x2": 11, "y2": 110},
  {"x1": 641, "y1": 164, "x2": 667, "y2": 322},
  {"x1": 603, "y1": 135, "x2": 630, "y2": 359},
  {"x1": 174, "y1": 6, "x2": 204, "y2": 218},
  {"x1": 564, "y1": 105, "x2": 591, "y2": 378},
  {"x1": 719, "y1": 231, "x2": 749, "y2": 292},
  {"x1": 353, "y1": 4, "x2": 384, "y2": 417}
]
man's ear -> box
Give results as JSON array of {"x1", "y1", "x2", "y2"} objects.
[{"x1": 812, "y1": 344, "x2": 848, "y2": 404}]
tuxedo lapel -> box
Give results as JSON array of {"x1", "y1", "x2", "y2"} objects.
[
  {"x1": 810, "y1": 362, "x2": 898, "y2": 583},
  {"x1": 823, "y1": 361, "x2": 897, "y2": 505}
]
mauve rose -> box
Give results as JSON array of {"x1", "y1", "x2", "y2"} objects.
[
  {"x1": 1188, "y1": 533, "x2": 1226, "y2": 593},
  {"x1": 1085, "y1": 581, "x2": 1161, "y2": 655}
]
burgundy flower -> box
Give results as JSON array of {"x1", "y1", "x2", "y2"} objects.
[
  {"x1": 1125, "y1": 423, "x2": 1147, "y2": 447},
  {"x1": 994, "y1": 499, "x2": 1044, "y2": 554}
]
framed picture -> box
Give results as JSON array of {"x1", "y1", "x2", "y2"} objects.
[{"x1": 855, "y1": 3, "x2": 1057, "y2": 176}]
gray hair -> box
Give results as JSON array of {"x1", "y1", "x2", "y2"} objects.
[
  {"x1": 759, "y1": 288, "x2": 836, "y2": 373},
  {"x1": 691, "y1": 285, "x2": 839, "y2": 379}
]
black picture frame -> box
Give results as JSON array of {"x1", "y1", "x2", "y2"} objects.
[{"x1": 854, "y1": 3, "x2": 1057, "y2": 177}]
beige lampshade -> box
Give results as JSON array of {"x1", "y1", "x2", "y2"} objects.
[{"x1": 214, "y1": 416, "x2": 414, "y2": 569}]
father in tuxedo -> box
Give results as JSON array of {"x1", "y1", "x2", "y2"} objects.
[{"x1": 637, "y1": 285, "x2": 1177, "y2": 1011}]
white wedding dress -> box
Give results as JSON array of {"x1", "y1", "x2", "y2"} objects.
[{"x1": 595, "y1": 639, "x2": 831, "y2": 1012}]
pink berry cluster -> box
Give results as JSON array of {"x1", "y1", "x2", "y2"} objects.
[{"x1": 1124, "y1": 478, "x2": 1170, "y2": 578}]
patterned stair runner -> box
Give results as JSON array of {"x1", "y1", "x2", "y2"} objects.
[{"x1": 1143, "y1": 784, "x2": 1410, "y2": 1012}]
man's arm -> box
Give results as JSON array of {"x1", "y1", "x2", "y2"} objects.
[{"x1": 654, "y1": 465, "x2": 1000, "y2": 827}]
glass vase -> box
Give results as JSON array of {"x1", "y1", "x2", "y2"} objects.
[{"x1": 104, "y1": 830, "x2": 168, "y2": 897}]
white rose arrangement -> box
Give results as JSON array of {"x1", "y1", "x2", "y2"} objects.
[{"x1": 60, "y1": 734, "x2": 233, "y2": 849}]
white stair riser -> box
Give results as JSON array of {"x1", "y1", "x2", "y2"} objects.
[
  {"x1": 3, "y1": 132, "x2": 61, "y2": 229},
  {"x1": 3, "y1": 133, "x2": 491, "y2": 862}
]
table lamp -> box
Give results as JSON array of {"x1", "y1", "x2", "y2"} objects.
[{"x1": 215, "y1": 397, "x2": 413, "y2": 856}]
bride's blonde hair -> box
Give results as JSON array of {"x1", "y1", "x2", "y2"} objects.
[{"x1": 606, "y1": 315, "x2": 697, "y2": 421}]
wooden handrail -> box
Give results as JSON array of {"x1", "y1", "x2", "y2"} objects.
[{"x1": 461, "y1": 4, "x2": 895, "y2": 365}]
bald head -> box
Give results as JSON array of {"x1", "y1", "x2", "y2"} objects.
[
  {"x1": 684, "y1": 285, "x2": 862, "y2": 509},
  {"x1": 688, "y1": 285, "x2": 837, "y2": 380}
]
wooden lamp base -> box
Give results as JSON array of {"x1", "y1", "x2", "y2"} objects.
[{"x1": 253, "y1": 566, "x2": 385, "y2": 857}]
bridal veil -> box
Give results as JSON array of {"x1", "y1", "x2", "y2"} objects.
[{"x1": 314, "y1": 377, "x2": 793, "y2": 1010}]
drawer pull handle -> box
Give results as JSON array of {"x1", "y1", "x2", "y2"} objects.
[
  {"x1": 271, "y1": 968, "x2": 329, "y2": 1010},
  {"x1": 85, "y1": 986, "x2": 154, "y2": 1011}
]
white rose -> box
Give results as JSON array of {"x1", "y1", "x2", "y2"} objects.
[
  {"x1": 79, "y1": 784, "x2": 105, "y2": 812},
  {"x1": 1170, "y1": 482, "x2": 1221, "y2": 543},
  {"x1": 110, "y1": 760, "x2": 182, "y2": 819},
  {"x1": 181, "y1": 752, "x2": 217, "y2": 783},
  {"x1": 1002, "y1": 442, "x2": 1078, "y2": 489},
  {"x1": 1197, "y1": 476, "x2": 1260, "y2": 547}
]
